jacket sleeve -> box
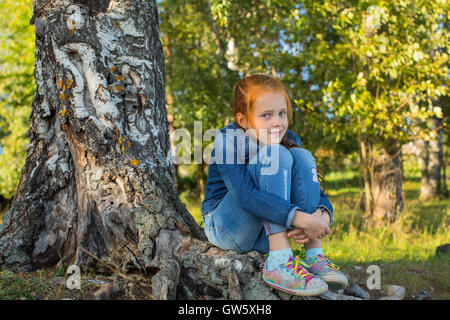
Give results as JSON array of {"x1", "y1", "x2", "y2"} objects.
[{"x1": 212, "y1": 130, "x2": 300, "y2": 228}]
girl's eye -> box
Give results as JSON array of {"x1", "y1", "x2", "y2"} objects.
[
  {"x1": 279, "y1": 111, "x2": 286, "y2": 116},
  {"x1": 262, "y1": 113, "x2": 270, "y2": 118}
]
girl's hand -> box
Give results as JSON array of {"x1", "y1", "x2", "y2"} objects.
[
  {"x1": 312, "y1": 208, "x2": 331, "y2": 226},
  {"x1": 292, "y1": 211, "x2": 331, "y2": 240},
  {"x1": 286, "y1": 228, "x2": 310, "y2": 244}
]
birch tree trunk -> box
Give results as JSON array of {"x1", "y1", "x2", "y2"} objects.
[{"x1": 0, "y1": 0, "x2": 306, "y2": 300}]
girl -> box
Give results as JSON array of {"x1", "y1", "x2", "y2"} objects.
[{"x1": 201, "y1": 74, "x2": 347, "y2": 296}]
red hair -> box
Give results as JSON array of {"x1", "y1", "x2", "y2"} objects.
[{"x1": 232, "y1": 74, "x2": 299, "y2": 150}]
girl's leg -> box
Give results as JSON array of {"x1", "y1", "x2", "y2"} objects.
[
  {"x1": 246, "y1": 144, "x2": 297, "y2": 266},
  {"x1": 289, "y1": 148, "x2": 321, "y2": 215},
  {"x1": 289, "y1": 148, "x2": 323, "y2": 254},
  {"x1": 203, "y1": 190, "x2": 267, "y2": 253},
  {"x1": 204, "y1": 144, "x2": 294, "y2": 254},
  {"x1": 248, "y1": 144, "x2": 330, "y2": 295},
  {"x1": 247, "y1": 143, "x2": 295, "y2": 238},
  {"x1": 288, "y1": 149, "x2": 348, "y2": 289},
  {"x1": 204, "y1": 144, "x2": 305, "y2": 254}
]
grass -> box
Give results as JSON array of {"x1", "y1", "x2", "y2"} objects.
[
  {"x1": 0, "y1": 269, "x2": 50, "y2": 300},
  {"x1": 0, "y1": 268, "x2": 103, "y2": 300}
]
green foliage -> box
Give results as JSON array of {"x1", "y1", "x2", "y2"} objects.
[
  {"x1": 180, "y1": 191, "x2": 203, "y2": 227},
  {"x1": 0, "y1": 0, "x2": 35, "y2": 199},
  {"x1": 159, "y1": 0, "x2": 448, "y2": 179},
  {"x1": 284, "y1": 0, "x2": 448, "y2": 149},
  {"x1": 159, "y1": 0, "x2": 239, "y2": 129}
]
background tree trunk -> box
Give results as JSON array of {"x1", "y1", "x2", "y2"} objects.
[
  {"x1": 371, "y1": 139, "x2": 404, "y2": 223},
  {"x1": 414, "y1": 117, "x2": 443, "y2": 199},
  {"x1": 359, "y1": 138, "x2": 373, "y2": 217},
  {"x1": 0, "y1": 0, "x2": 317, "y2": 300}
]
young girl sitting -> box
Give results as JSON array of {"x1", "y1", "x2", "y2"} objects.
[{"x1": 201, "y1": 74, "x2": 347, "y2": 296}]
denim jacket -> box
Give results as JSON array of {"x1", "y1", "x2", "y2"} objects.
[{"x1": 201, "y1": 121, "x2": 333, "y2": 228}]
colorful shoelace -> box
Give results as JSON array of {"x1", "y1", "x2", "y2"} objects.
[
  {"x1": 315, "y1": 254, "x2": 340, "y2": 271},
  {"x1": 283, "y1": 257, "x2": 314, "y2": 283}
]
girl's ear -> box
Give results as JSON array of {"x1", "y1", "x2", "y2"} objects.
[{"x1": 236, "y1": 112, "x2": 249, "y2": 129}]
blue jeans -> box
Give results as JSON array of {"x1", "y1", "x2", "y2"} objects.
[{"x1": 202, "y1": 144, "x2": 322, "y2": 254}]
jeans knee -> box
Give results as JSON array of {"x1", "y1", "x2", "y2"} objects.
[
  {"x1": 258, "y1": 144, "x2": 293, "y2": 171},
  {"x1": 290, "y1": 147, "x2": 315, "y2": 167}
]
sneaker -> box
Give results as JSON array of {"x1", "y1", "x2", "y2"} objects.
[
  {"x1": 263, "y1": 256, "x2": 328, "y2": 296},
  {"x1": 304, "y1": 254, "x2": 348, "y2": 290}
]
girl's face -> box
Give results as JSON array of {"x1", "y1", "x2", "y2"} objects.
[{"x1": 237, "y1": 91, "x2": 288, "y2": 144}]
